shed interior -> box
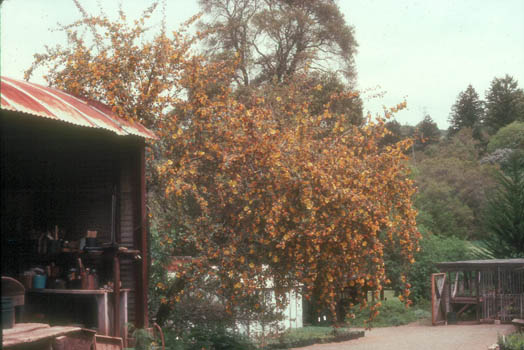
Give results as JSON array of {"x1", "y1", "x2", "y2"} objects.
[{"x1": 1, "y1": 111, "x2": 146, "y2": 335}]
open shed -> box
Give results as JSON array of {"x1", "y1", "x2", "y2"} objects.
[
  {"x1": 431, "y1": 259, "x2": 524, "y2": 325},
  {"x1": 1, "y1": 76, "x2": 155, "y2": 342}
]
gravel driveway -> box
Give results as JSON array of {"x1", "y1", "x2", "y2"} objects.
[{"x1": 291, "y1": 322, "x2": 515, "y2": 350}]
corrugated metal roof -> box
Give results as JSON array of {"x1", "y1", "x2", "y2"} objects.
[{"x1": 0, "y1": 76, "x2": 156, "y2": 139}]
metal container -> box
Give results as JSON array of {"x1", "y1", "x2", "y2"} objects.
[{"x1": 32, "y1": 275, "x2": 47, "y2": 289}]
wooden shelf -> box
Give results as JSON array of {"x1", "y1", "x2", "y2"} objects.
[
  {"x1": 450, "y1": 296, "x2": 483, "y2": 304},
  {"x1": 28, "y1": 288, "x2": 131, "y2": 295},
  {"x1": 23, "y1": 247, "x2": 139, "y2": 262}
]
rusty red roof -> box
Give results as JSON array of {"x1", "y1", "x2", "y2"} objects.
[{"x1": 0, "y1": 76, "x2": 156, "y2": 139}]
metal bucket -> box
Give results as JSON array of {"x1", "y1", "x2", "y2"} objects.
[{"x1": 33, "y1": 274, "x2": 47, "y2": 289}]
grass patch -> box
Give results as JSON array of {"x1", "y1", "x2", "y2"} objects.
[
  {"x1": 350, "y1": 298, "x2": 431, "y2": 327},
  {"x1": 278, "y1": 326, "x2": 352, "y2": 342}
]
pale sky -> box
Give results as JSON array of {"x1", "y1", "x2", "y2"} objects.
[{"x1": 1, "y1": 0, "x2": 523, "y2": 129}]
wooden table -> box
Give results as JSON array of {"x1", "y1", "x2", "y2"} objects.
[
  {"x1": 27, "y1": 288, "x2": 129, "y2": 338},
  {"x1": 2, "y1": 323, "x2": 95, "y2": 349}
]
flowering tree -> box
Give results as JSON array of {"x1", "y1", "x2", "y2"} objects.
[
  {"x1": 155, "y1": 60, "x2": 419, "y2": 323},
  {"x1": 25, "y1": 1, "x2": 197, "y2": 131},
  {"x1": 27, "y1": 1, "x2": 420, "y2": 327}
]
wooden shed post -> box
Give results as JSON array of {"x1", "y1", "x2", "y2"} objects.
[
  {"x1": 113, "y1": 255, "x2": 121, "y2": 337},
  {"x1": 476, "y1": 270, "x2": 480, "y2": 323},
  {"x1": 135, "y1": 141, "x2": 149, "y2": 329},
  {"x1": 496, "y1": 267, "x2": 500, "y2": 321},
  {"x1": 447, "y1": 271, "x2": 451, "y2": 322}
]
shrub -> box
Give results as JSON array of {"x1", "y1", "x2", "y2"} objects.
[
  {"x1": 132, "y1": 328, "x2": 155, "y2": 350},
  {"x1": 180, "y1": 326, "x2": 256, "y2": 350},
  {"x1": 350, "y1": 298, "x2": 430, "y2": 327},
  {"x1": 158, "y1": 326, "x2": 256, "y2": 350},
  {"x1": 499, "y1": 332, "x2": 524, "y2": 350}
]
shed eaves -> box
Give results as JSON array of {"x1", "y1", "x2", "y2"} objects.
[
  {"x1": 0, "y1": 76, "x2": 156, "y2": 139},
  {"x1": 436, "y1": 258, "x2": 524, "y2": 271}
]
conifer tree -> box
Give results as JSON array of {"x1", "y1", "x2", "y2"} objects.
[
  {"x1": 482, "y1": 152, "x2": 524, "y2": 258},
  {"x1": 484, "y1": 75, "x2": 524, "y2": 134},
  {"x1": 448, "y1": 84, "x2": 484, "y2": 138},
  {"x1": 415, "y1": 114, "x2": 440, "y2": 150}
]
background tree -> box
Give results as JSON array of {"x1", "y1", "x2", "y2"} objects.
[
  {"x1": 482, "y1": 152, "x2": 524, "y2": 258},
  {"x1": 379, "y1": 120, "x2": 402, "y2": 147},
  {"x1": 414, "y1": 114, "x2": 441, "y2": 150},
  {"x1": 483, "y1": 74, "x2": 524, "y2": 134},
  {"x1": 400, "y1": 124, "x2": 416, "y2": 138},
  {"x1": 198, "y1": 0, "x2": 358, "y2": 87},
  {"x1": 448, "y1": 84, "x2": 484, "y2": 139},
  {"x1": 307, "y1": 72, "x2": 363, "y2": 126},
  {"x1": 414, "y1": 129, "x2": 496, "y2": 239},
  {"x1": 384, "y1": 230, "x2": 471, "y2": 301},
  {"x1": 487, "y1": 121, "x2": 524, "y2": 153},
  {"x1": 197, "y1": 0, "x2": 364, "y2": 134}
]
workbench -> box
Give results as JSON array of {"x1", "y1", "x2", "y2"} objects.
[{"x1": 26, "y1": 288, "x2": 129, "y2": 339}]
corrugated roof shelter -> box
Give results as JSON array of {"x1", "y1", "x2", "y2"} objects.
[
  {"x1": 1, "y1": 76, "x2": 155, "y2": 344},
  {"x1": 436, "y1": 259, "x2": 524, "y2": 271},
  {"x1": 1, "y1": 76, "x2": 156, "y2": 139},
  {"x1": 431, "y1": 259, "x2": 524, "y2": 326}
]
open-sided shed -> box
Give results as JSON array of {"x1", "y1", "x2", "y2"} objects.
[
  {"x1": 1, "y1": 76, "x2": 155, "y2": 341},
  {"x1": 431, "y1": 259, "x2": 524, "y2": 325}
]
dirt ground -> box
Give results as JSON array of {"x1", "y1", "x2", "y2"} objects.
[{"x1": 291, "y1": 322, "x2": 516, "y2": 350}]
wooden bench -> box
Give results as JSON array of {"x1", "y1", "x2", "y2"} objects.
[
  {"x1": 512, "y1": 318, "x2": 524, "y2": 331},
  {"x1": 2, "y1": 323, "x2": 95, "y2": 350},
  {"x1": 95, "y1": 335, "x2": 124, "y2": 350}
]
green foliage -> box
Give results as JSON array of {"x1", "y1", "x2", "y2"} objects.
[
  {"x1": 307, "y1": 72, "x2": 363, "y2": 126},
  {"x1": 487, "y1": 121, "x2": 524, "y2": 153},
  {"x1": 448, "y1": 84, "x2": 484, "y2": 139},
  {"x1": 484, "y1": 74, "x2": 524, "y2": 134},
  {"x1": 148, "y1": 226, "x2": 188, "y2": 328},
  {"x1": 179, "y1": 325, "x2": 256, "y2": 350},
  {"x1": 380, "y1": 120, "x2": 402, "y2": 146},
  {"x1": 132, "y1": 328, "x2": 156, "y2": 350},
  {"x1": 499, "y1": 332, "x2": 524, "y2": 350},
  {"x1": 415, "y1": 185, "x2": 474, "y2": 238},
  {"x1": 351, "y1": 298, "x2": 430, "y2": 327},
  {"x1": 414, "y1": 129, "x2": 496, "y2": 239},
  {"x1": 159, "y1": 326, "x2": 255, "y2": 350},
  {"x1": 385, "y1": 230, "x2": 471, "y2": 301},
  {"x1": 410, "y1": 232, "x2": 471, "y2": 300},
  {"x1": 482, "y1": 152, "x2": 524, "y2": 258}
]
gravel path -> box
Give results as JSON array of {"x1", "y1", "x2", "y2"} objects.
[{"x1": 291, "y1": 323, "x2": 515, "y2": 350}]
